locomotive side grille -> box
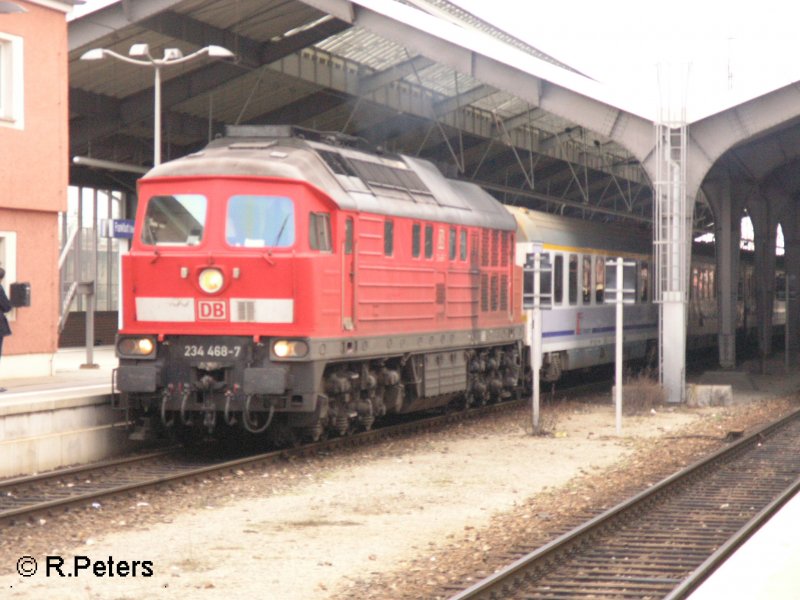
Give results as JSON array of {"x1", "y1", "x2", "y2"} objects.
[
  {"x1": 491, "y1": 230, "x2": 499, "y2": 267},
  {"x1": 436, "y1": 283, "x2": 446, "y2": 305},
  {"x1": 481, "y1": 273, "x2": 489, "y2": 312},
  {"x1": 236, "y1": 300, "x2": 256, "y2": 322},
  {"x1": 319, "y1": 149, "x2": 433, "y2": 197},
  {"x1": 490, "y1": 274, "x2": 499, "y2": 311},
  {"x1": 500, "y1": 274, "x2": 508, "y2": 310},
  {"x1": 481, "y1": 229, "x2": 489, "y2": 267}
]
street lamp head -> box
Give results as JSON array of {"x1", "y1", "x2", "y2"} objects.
[
  {"x1": 206, "y1": 45, "x2": 235, "y2": 59},
  {"x1": 163, "y1": 48, "x2": 184, "y2": 61},
  {"x1": 128, "y1": 43, "x2": 151, "y2": 58},
  {"x1": 80, "y1": 48, "x2": 106, "y2": 61}
]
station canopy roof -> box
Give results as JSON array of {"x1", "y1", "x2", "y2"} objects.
[{"x1": 68, "y1": 0, "x2": 661, "y2": 229}]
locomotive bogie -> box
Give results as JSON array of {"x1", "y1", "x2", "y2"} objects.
[{"x1": 116, "y1": 332, "x2": 524, "y2": 441}]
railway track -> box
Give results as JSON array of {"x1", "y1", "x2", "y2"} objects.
[
  {"x1": 0, "y1": 399, "x2": 523, "y2": 527},
  {"x1": 450, "y1": 405, "x2": 800, "y2": 600}
]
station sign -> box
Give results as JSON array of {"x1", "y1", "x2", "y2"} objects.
[{"x1": 111, "y1": 219, "x2": 135, "y2": 239}]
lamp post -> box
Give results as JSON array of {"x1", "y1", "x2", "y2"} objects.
[{"x1": 80, "y1": 43, "x2": 234, "y2": 166}]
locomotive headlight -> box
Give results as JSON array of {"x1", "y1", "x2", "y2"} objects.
[
  {"x1": 198, "y1": 268, "x2": 224, "y2": 294},
  {"x1": 272, "y1": 339, "x2": 309, "y2": 358},
  {"x1": 117, "y1": 336, "x2": 156, "y2": 359}
]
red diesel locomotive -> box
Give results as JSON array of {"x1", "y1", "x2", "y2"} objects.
[{"x1": 115, "y1": 126, "x2": 525, "y2": 442}]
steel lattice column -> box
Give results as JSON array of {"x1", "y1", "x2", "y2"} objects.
[{"x1": 654, "y1": 123, "x2": 688, "y2": 403}]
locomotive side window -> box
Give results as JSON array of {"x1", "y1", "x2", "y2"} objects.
[
  {"x1": 460, "y1": 229, "x2": 467, "y2": 261},
  {"x1": 142, "y1": 194, "x2": 207, "y2": 246},
  {"x1": 568, "y1": 254, "x2": 578, "y2": 305},
  {"x1": 384, "y1": 220, "x2": 394, "y2": 256},
  {"x1": 449, "y1": 227, "x2": 457, "y2": 260},
  {"x1": 309, "y1": 212, "x2": 332, "y2": 251},
  {"x1": 345, "y1": 217, "x2": 353, "y2": 255},
  {"x1": 424, "y1": 224, "x2": 433, "y2": 258},
  {"x1": 412, "y1": 223, "x2": 421, "y2": 258},
  {"x1": 226, "y1": 195, "x2": 294, "y2": 248}
]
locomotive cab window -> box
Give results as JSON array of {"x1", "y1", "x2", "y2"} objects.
[
  {"x1": 226, "y1": 195, "x2": 295, "y2": 248},
  {"x1": 142, "y1": 194, "x2": 207, "y2": 246}
]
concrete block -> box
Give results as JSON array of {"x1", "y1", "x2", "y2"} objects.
[{"x1": 687, "y1": 384, "x2": 733, "y2": 408}]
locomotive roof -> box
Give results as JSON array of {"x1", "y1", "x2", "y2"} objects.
[{"x1": 144, "y1": 126, "x2": 516, "y2": 232}]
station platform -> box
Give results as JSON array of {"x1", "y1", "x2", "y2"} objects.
[
  {"x1": 0, "y1": 345, "x2": 116, "y2": 401},
  {"x1": 0, "y1": 346, "x2": 127, "y2": 478},
  {"x1": 688, "y1": 485, "x2": 800, "y2": 599}
]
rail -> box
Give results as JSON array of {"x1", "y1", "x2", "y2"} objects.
[{"x1": 450, "y1": 406, "x2": 800, "y2": 599}]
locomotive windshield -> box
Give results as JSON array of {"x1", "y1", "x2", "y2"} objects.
[
  {"x1": 226, "y1": 195, "x2": 295, "y2": 248},
  {"x1": 141, "y1": 194, "x2": 206, "y2": 246}
]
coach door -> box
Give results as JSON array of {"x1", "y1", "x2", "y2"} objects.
[{"x1": 342, "y1": 217, "x2": 355, "y2": 330}]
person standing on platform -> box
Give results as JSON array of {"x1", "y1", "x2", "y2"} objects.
[{"x1": 0, "y1": 267, "x2": 11, "y2": 392}]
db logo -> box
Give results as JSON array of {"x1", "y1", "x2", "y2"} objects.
[{"x1": 197, "y1": 300, "x2": 227, "y2": 320}]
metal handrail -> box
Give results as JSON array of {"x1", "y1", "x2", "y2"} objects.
[{"x1": 58, "y1": 224, "x2": 79, "y2": 270}]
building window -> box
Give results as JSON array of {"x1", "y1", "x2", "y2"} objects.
[{"x1": 0, "y1": 33, "x2": 23, "y2": 129}]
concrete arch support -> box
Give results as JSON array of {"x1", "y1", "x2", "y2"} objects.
[
  {"x1": 746, "y1": 196, "x2": 778, "y2": 359},
  {"x1": 704, "y1": 173, "x2": 744, "y2": 369},
  {"x1": 780, "y1": 202, "x2": 800, "y2": 357}
]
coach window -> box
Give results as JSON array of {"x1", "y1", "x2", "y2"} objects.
[
  {"x1": 384, "y1": 220, "x2": 394, "y2": 256},
  {"x1": 553, "y1": 255, "x2": 564, "y2": 305},
  {"x1": 424, "y1": 224, "x2": 434, "y2": 258},
  {"x1": 226, "y1": 195, "x2": 294, "y2": 248},
  {"x1": 412, "y1": 223, "x2": 421, "y2": 258},
  {"x1": 449, "y1": 227, "x2": 457, "y2": 260},
  {"x1": 582, "y1": 255, "x2": 591, "y2": 304},
  {"x1": 640, "y1": 261, "x2": 649, "y2": 302},
  {"x1": 709, "y1": 270, "x2": 715, "y2": 300},
  {"x1": 595, "y1": 256, "x2": 605, "y2": 303},
  {"x1": 460, "y1": 229, "x2": 467, "y2": 261},
  {"x1": 568, "y1": 254, "x2": 578, "y2": 305},
  {"x1": 309, "y1": 213, "x2": 332, "y2": 251},
  {"x1": 142, "y1": 194, "x2": 207, "y2": 246}
]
